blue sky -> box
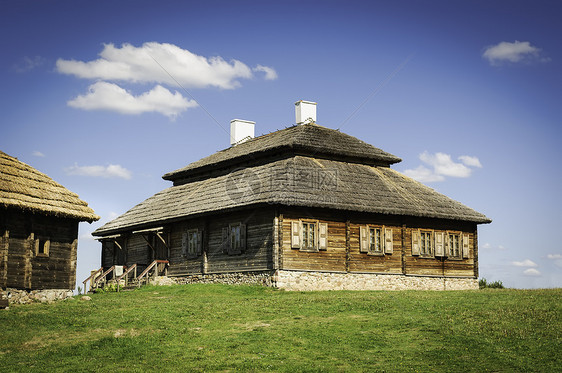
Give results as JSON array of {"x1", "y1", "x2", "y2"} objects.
[{"x1": 1, "y1": 0, "x2": 560, "y2": 289}]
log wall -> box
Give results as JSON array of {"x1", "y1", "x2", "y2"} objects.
[
  {"x1": 0, "y1": 208, "x2": 80, "y2": 290},
  {"x1": 280, "y1": 208, "x2": 477, "y2": 278}
]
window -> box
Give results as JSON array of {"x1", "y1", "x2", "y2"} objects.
[
  {"x1": 35, "y1": 237, "x2": 50, "y2": 256},
  {"x1": 290, "y1": 220, "x2": 328, "y2": 252},
  {"x1": 420, "y1": 231, "x2": 433, "y2": 257},
  {"x1": 222, "y1": 223, "x2": 246, "y2": 255},
  {"x1": 182, "y1": 229, "x2": 202, "y2": 257},
  {"x1": 360, "y1": 226, "x2": 393, "y2": 255},
  {"x1": 369, "y1": 227, "x2": 383, "y2": 255},
  {"x1": 302, "y1": 222, "x2": 316, "y2": 251},
  {"x1": 448, "y1": 233, "x2": 461, "y2": 258}
]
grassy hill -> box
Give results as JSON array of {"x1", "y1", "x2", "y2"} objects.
[{"x1": 1, "y1": 285, "x2": 560, "y2": 372}]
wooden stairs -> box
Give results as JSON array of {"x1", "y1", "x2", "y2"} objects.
[{"x1": 83, "y1": 260, "x2": 169, "y2": 293}]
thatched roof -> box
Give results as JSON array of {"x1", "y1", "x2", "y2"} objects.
[
  {"x1": 94, "y1": 153, "x2": 490, "y2": 236},
  {"x1": 0, "y1": 150, "x2": 99, "y2": 222},
  {"x1": 163, "y1": 124, "x2": 402, "y2": 181}
]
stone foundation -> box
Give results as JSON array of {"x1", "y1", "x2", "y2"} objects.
[
  {"x1": 169, "y1": 271, "x2": 277, "y2": 287},
  {"x1": 274, "y1": 270, "x2": 478, "y2": 291},
  {"x1": 4, "y1": 288, "x2": 74, "y2": 305}
]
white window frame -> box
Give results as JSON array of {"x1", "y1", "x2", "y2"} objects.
[
  {"x1": 290, "y1": 220, "x2": 328, "y2": 252},
  {"x1": 447, "y1": 232, "x2": 462, "y2": 259},
  {"x1": 419, "y1": 230, "x2": 433, "y2": 258},
  {"x1": 360, "y1": 225, "x2": 393, "y2": 255}
]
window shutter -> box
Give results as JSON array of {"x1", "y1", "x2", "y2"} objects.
[
  {"x1": 384, "y1": 228, "x2": 393, "y2": 254},
  {"x1": 462, "y1": 234, "x2": 470, "y2": 258},
  {"x1": 222, "y1": 227, "x2": 230, "y2": 254},
  {"x1": 291, "y1": 221, "x2": 301, "y2": 249},
  {"x1": 240, "y1": 224, "x2": 247, "y2": 252},
  {"x1": 411, "y1": 229, "x2": 420, "y2": 256},
  {"x1": 435, "y1": 232, "x2": 444, "y2": 257},
  {"x1": 197, "y1": 230, "x2": 203, "y2": 255},
  {"x1": 445, "y1": 233, "x2": 450, "y2": 257},
  {"x1": 44, "y1": 240, "x2": 50, "y2": 255},
  {"x1": 359, "y1": 226, "x2": 368, "y2": 253},
  {"x1": 181, "y1": 232, "x2": 188, "y2": 256},
  {"x1": 319, "y1": 223, "x2": 328, "y2": 251}
]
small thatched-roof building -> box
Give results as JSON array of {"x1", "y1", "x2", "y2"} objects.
[
  {"x1": 0, "y1": 150, "x2": 99, "y2": 291},
  {"x1": 94, "y1": 101, "x2": 490, "y2": 291}
]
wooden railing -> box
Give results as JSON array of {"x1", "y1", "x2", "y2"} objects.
[
  {"x1": 117, "y1": 263, "x2": 137, "y2": 287},
  {"x1": 82, "y1": 267, "x2": 103, "y2": 293},
  {"x1": 136, "y1": 260, "x2": 169, "y2": 286},
  {"x1": 93, "y1": 265, "x2": 116, "y2": 289}
]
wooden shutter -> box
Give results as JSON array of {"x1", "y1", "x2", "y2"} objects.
[
  {"x1": 222, "y1": 227, "x2": 230, "y2": 254},
  {"x1": 181, "y1": 232, "x2": 188, "y2": 256},
  {"x1": 318, "y1": 223, "x2": 328, "y2": 251},
  {"x1": 411, "y1": 229, "x2": 420, "y2": 256},
  {"x1": 384, "y1": 228, "x2": 393, "y2": 254},
  {"x1": 435, "y1": 232, "x2": 444, "y2": 257},
  {"x1": 44, "y1": 239, "x2": 50, "y2": 256},
  {"x1": 240, "y1": 224, "x2": 247, "y2": 252},
  {"x1": 444, "y1": 233, "x2": 450, "y2": 257},
  {"x1": 197, "y1": 230, "x2": 203, "y2": 255},
  {"x1": 359, "y1": 226, "x2": 368, "y2": 253},
  {"x1": 291, "y1": 221, "x2": 301, "y2": 249},
  {"x1": 462, "y1": 234, "x2": 470, "y2": 258}
]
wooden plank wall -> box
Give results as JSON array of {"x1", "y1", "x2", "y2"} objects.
[
  {"x1": 281, "y1": 211, "x2": 347, "y2": 272},
  {"x1": 0, "y1": 208, "x2": 80, "y2": 290},
  {"x1": 168, "y1": 220, "x2": 205, "y2": 276},
  {"x1": 126, "y1": 235, "x2": 149, "y2": 268},
  {"x1": 205, "y1": 209, "x2": 274, "y2": 274},
  {"x1": 280, "y1": 208, "x2": 478, "y2": 278},
  {"x1": 113, "y1": 208, "x2": 275, "y2": 277}
]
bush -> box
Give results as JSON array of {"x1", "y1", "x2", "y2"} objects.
[{"x1": 479, "y1": 278, "x2": 505, "y2": 289}]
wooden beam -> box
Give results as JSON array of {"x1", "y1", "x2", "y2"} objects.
[
  {"x1": 140, "y1": 234, "x2": 156, "y2": 253},
  {"x1": 96, "y1": 234, "x2": 121, "y2": 240},
  {"x1": 132, "y1": 227, "x2": 164, "y2": 234}
]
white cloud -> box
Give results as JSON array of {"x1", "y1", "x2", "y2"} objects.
[
  {"x1": 403, "y1": 165, "x2": 445, "y2": 183},
  {"x1": 65, "y1": 163, "x2": 132, "y2": 180},
  {"x1": 523, "y1": 268, "x2": 541, "y2": 277},
  {"x1": 482, "y1": 243, "x2": 491, "y2": 249},
  {"x1": 56, "y1": 42, "x2": 262, "y2": 89},
  {"x1": 498, "y1": 245, "x2": 507, "y2": 251},
  {"x1": 482, "y1": 41, "x2": 548, "y2": 65},
  {"x1": 32, "y1": 151, "x2": 45, "y2": 157},
  {"x1": 511, "y1": 259, "x2": 538, "y2": 268},
  {"x1": 14, "y1": 56, "x2": 45, "y2": 72},
  {"x1": 253, "y1": 64, "x2": 278, "y2": 80},
  {"x1": 459, "y1": 155, "x2": 482, "y2": 168},
  {"x1": 547, "y1": 253, "x2": 562, "y2": 268},
  {"x1": 67, "y1": 82, "x2": 197, "y2": 119},
  {"x1": 403, "y1": 152, "x2": 482, "y2": 183}
]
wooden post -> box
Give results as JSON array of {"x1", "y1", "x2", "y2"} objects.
[
  {"x1": 203, "y1": 218, "x2": 209, "y2": 274},
  {"x1": 0, "y1": 230, "x2": 8, "y2": 289},
  {"x1": 278, "y1": 213, "x2": 284, "y2": 270},
  {"x1": 273, "y1": 212, "x2": 279, "y2": 270},
  {"x1": 401, "y1": 224, "x2": 406, "y2": 275},
  {"x1": 473, "y1": 225, "x2": 479, "y2": 278},
  {"x1": 345, "y1": 220, "x2": 351, "y2": 273}
]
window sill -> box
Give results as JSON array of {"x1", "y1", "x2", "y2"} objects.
[
  {"x1": 367, "y1": 252, "x2": 385, "y2": 256},
  {"x1": 299, "y1": 248, "x2": 319, "y2": 253}
]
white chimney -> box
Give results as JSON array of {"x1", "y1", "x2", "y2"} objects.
[
  {"x1": 295, "y1": 100, "x2": 317, "y2": 125},
  {"x1": 230, "y1": 119, "x2": 255, "y2": 146}
]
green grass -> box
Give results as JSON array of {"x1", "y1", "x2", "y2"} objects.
[{"x1": 1, "y1": 285, "x2": 561, "y2": 372}]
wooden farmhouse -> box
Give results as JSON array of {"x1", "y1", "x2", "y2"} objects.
[
  {"x1": 93, "y1": 101, "x2": 491, "y2": 291},
  {"x1": 0, "y1": 150, "x2": 99, "y2": 292}
]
